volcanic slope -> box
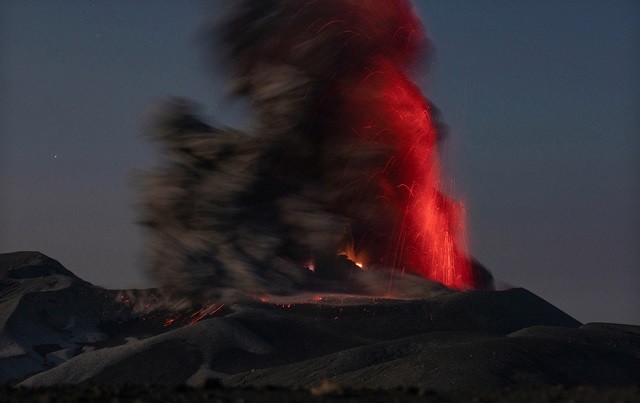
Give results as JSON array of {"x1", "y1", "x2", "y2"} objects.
[
  {"x1": 2, "y1": 252, "x2": 639, "y2": 391},
  {"x1": 0, "y1": 252, "x2": 185, "y2": 384}
]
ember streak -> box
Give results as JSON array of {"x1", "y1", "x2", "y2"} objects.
[
  {"x1": 333, "y1": 57, "x2": 474, "y2": 289},
  {"x1": 140, "y1": 0, "x2": 492, "y2": 300}
]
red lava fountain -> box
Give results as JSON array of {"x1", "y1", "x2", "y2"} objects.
[
  {"x1": 316, "y1": 1, "x2": 476, "y2": 290},
  {"x1": 338, "y1": 59, "x2": 474, "y2": 290}
]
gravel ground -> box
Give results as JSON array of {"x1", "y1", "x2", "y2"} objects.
[{"x1": 4, "y1": 382, "x2": 640, "y2": 402}]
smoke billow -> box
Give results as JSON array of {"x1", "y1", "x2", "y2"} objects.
[{"x1": 140, "y1": 0, "x2": 493, "y2": 301}]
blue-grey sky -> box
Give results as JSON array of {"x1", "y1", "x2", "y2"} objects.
[{"x1": 1, "y1": 1, "x2": 638, "y2": 324}]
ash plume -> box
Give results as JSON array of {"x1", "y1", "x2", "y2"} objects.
[{"x1": 139, "y1": 0, "x2": 493, "y2": 301}]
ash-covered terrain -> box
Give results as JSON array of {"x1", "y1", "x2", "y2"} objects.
[{"x1": 2, "y1": 251, "x2": 639, "y2": 394}]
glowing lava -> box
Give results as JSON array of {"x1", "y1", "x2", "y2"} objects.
[
  {"x1": 338, "y1": 240, "x2": 367, "y2": 270},
  {"x1": 372, "y1": 61, "x2": 473, "y2": 290},
  {"x1": 320, "y1": 2, "x2": 476, "y2": 290}
]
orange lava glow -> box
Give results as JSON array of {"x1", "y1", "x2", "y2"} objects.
[{"x1": 338, "y1": 242, "x2": 367, "y2": 270}]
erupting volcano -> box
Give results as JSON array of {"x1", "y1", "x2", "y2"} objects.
[
  {"x1": 140, "y1": 0, "x2": 490, "y2": 299},
  {"x1": 3, "y1": 2, "x2": 639, "y2": 396}
]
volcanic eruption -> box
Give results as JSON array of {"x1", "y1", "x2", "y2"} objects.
[{"x1": 140, "y1": 0, "x2": 492, "y2": 300}]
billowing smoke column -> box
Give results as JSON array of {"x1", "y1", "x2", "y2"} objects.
[{"x1": 140, "y1": 0, "x2": 492, "y2": 300}]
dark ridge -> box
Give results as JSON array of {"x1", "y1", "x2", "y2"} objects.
[{"x1": 0, "y1": 251, "x2": 77, "y2": 280}]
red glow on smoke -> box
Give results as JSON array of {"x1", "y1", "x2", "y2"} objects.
[
  {"x1": 350, "y1": 61, "x2": 473, "y2": 289},
  {"x1": 319, "y1": 1, "x2": 477, "y2": 290},
  {"x1": 215, "y1": 0, "x2": 483, "y2": 292},
  {"x1": 374, "y1": 61, "x2": 473, "y2": 290}
]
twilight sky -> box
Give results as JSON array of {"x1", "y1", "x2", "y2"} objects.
[{"x1": 1, "y1": 1, "x2": 638, "y2": 324}]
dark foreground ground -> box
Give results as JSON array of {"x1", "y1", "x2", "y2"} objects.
[
  {"x1": 4, "y1": 382, "x2": 640, "y2": 402},
  {"x1": 2, "y1": 252, "x2": 639, "y2": 401}
]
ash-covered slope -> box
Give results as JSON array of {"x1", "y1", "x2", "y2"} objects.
[
  {"x1": 0, "y1": 252, "x2": 104, "y2": 383},
  {"x1": 0, "y1": 252, "x2": 180, "y2": 384},
  {"x1": 2, "y1": 252, "x2": 639, "y2": 391},
  {"x1": 225, "y1": 323, "x2": 640, "y2": 390}
]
